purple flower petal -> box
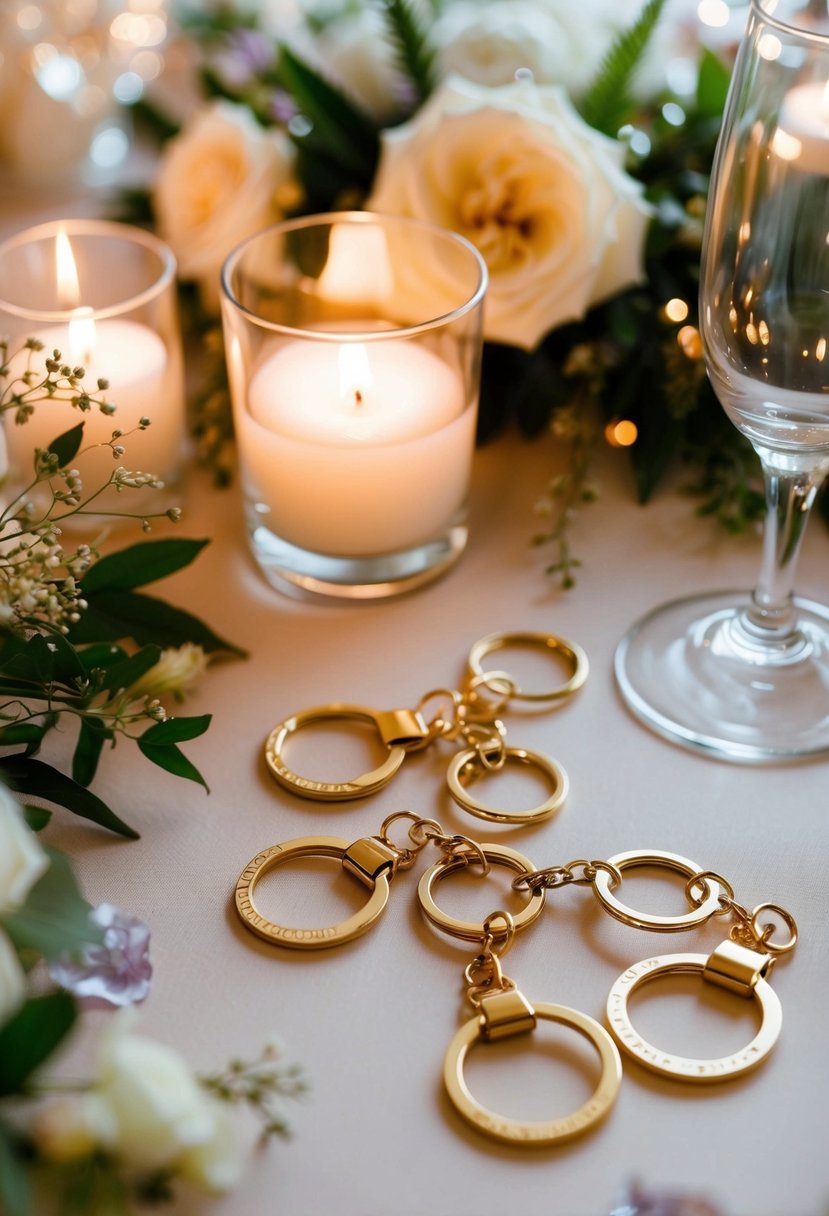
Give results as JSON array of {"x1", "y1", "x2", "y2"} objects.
[{"x1": 48, "y1": 904, "x2": 152, "y2": 1009}]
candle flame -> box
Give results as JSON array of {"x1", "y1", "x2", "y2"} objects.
[
  {"x1": 56, "y1": 227, "x2": 96, "y2": 366},
  {"x1": 56, "y1": 227, "x2": 81, "y2": 308},
  {"x1": 338, "y1": 343, "x2": 373, "y2": 406}
]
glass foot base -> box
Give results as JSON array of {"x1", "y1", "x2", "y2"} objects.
[
  {"x1": 247, "y1": 519, "x2": 467, "y2": 602},
  {"x1": 614, "y1": 590, "x2": 829, "y2": 762}
]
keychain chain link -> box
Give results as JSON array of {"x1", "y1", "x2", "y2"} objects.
[{"x1": 512, "y1": 858, "x2": 623, "y2": 892}]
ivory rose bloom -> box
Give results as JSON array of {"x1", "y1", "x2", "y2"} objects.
[
  {"x1": 432, "y1": 0, "x2": 608, "y2": 98},
  {"x1": 0, "y1": 785, "x2": 49, "y2": 1025},
  {"x1": 367, "y1": 75, "x2": 653, "y2": 350},
  {"x1": 153, "y1": 100, "x2": 298, "y2": 309}
]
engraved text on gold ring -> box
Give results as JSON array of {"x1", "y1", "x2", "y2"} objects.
[
  {"x1": 593, "y1": 848, "x2": 722, "y2": 931},
  {"x1": 446, "y1": 746, "x2": 569, "y2": 824},
  {"x1": 418, "y1": 844, "x2": 546, "y2": 942},
  {"x1": 235, "y1": 837, "x2": 391, "y2": 948},
  {"x1": 606, "y1": 952, "x2": 783, "y2": 1082},
  {"x1": 265, "y1": 705, "x2": 405, "y2": 801},
  {"x1": 444, "y1": 1003, "x2": 622, "y2": 1145}
]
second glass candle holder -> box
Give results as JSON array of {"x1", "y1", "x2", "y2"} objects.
[{"x1": 220, "y1": 212, "x2": 487, "y2": 600}]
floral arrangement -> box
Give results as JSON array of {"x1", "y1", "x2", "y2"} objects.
[
  {"x1": 0, "y1": 344, "x2": 303, "y2": 1211},
  {"x1": 125, "y1": 0, "x2": 822, "y2": 585},
  {"x1": 0, "y1": 783, "x2": 304, "y2": 1214}
]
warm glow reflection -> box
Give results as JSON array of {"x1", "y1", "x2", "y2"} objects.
[
  {"x1": 677, "y1": 326, "x2": 703, "y2": 359},
  {"x1": 771, "y1": 128, "x2": 803, "y2": 161},
  {"x1": 817, "y1": 338, "x2": 827, "y2": 363},
  {"x1": 338, "y1": 344, "x2": 373, "y2": 405},
  {"x1": 758, "y1": 33, "x2": 783, "y2": 59},
  {"x1": 605, "y1": 419, "x2": 638, "y2": 447},
  {"x1": 56, "y1": 229, "x2": 96, "y2": 364},
  {"x1": 758, "y1": 320, "x2": 770, "y2": 346},
  {"x1": 664, "y1": 298, "x2": 689, "y2": 322},
  {"x1": 697, "y1": 0, "x2": 729, "y2": 26}
]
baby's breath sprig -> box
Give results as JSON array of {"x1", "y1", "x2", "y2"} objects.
[
  {"x1": 0, "y1": 336, "x2": 116, "y2": 426},
  {"x1": 0, "y1": 343, "x2": 245, "y2": 839},
  {"x1": 200, "y1": 1041, "x2": 308, "y2": 1143}
]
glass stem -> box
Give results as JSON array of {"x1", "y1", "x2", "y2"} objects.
[{"x1": 743, "y1": 461, "x2": 826, "y2": 643}]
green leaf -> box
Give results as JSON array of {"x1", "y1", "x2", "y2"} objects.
[
  {"x1": 71, "y1": 718, "x2": 111, "y2": 788},
  {"x1": 580, "y1": 0, "x2": 668, "y2": 135},
  {"x1": 1, "y1": 847, "x2": 101, "y2": 962},
  {"x1": 0, "y1": 724, "x2": 46, "y2": 749},
  {"x1": 0, "y1": 755, "x2": 139, "y2": 839},
  {"x1": 696, "y1": 47, "x2": 731, "y2": 119},
  {"x1": 47, "y1": 422, "x2": 85, "y2": 468},
  {"x1": 67, "y1": 590, "x2": 246, "y2": 656},
  {"x1": 278, "y1": 46, "x2": 380, "y2": 183},
  {"x1": 22, "y1": 805, "x2": 52, "y2": 831},
  {"x1": 379, "y1": 0, "x2": 437, "y2": 101},
  {"x1": 80, "y1": 538, "x2": 210, "y2": 593},
  {"x1": 77, "y1": 644, "x2": 128, "y2": 674},
  {"x1": 99, "y1": 644, "x2": 162, "y2": 695},
  {"x1": 0, "y1": 1123, "x2": 31, "y2": 1216},
  {"x1": 0, "y1": 992, "x2": 77, "y2": 1096},
  {"x1": 137, "y1": 740, "x2": 209, "y2": 790},
  {"x1": 139, "y1": 713, "x2": 211, "y2": 745}
]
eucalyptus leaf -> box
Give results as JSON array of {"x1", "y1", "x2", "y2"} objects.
[
  {"x1": 71, "y1": 718, "x2": 111, "y2": 788},
  {"x1": 80, "y1": 538, "x2": 210, "y2": 593},
  {"x1": 0, "y1": 754, "x2": 139, "y2": 838},
  {"x1": 68, "y1": 590, "x2": 245, "y2": 656},
  {"x1": 137, "y1": 739, "x2": 209, "y2": 790},
  {"x1": 139, "y1": 713, "x2": 212, "y2": 745},
  {"x1": 46, "y1": 422, "x2": 86, "y2": 468},
  {"x1": 0, "y1": 991, "x2": 77, "y2": 1097},
  {"x1": 22, "y1": 804, "x2": 52, "y2": 831},
  {"x1": 99, "y1": 644, "x2": 162, "y2": 695}
]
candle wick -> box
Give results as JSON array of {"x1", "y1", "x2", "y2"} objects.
[{"x1": 355, "y1": 389, "x2": 363, "y2": 406}]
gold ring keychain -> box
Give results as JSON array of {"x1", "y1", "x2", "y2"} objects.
[
  {"x1": 234, "y1": 812, "x2": 544, "y2": 949},
  {"x1": 264, "y1": 630, "x2": 587, "y2": 826},
  {"x1": 513, "y1": 848, "x2": 798, "y2": 1084},
  {"x1": 437, "y1": 910, "x2": 622, "y2": 1146}
]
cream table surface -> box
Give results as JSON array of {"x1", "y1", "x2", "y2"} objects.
[{"x1": 2, "y1": 194, "x2": 829, "y2": 1216}]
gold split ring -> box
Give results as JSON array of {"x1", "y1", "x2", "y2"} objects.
[
  {"x1": 446, "y1": 745, "x2": 569, "y2": 825},
  {"x1": 606, "y1": 950, "x2": 783, "y2": 1082},
  {"x1": 592, "y1": 848, "x2": 722, "y2": 931},
  {"x1": 418, "y1": 844, "x2": 546, "y2": 942},
  {"x1": 465, "y1": 631, "x2": 589, "y2": 705},
  {"x1": 235, "y1": 836, "x2": 394, "y2": 949},
  {"x1": 444, "y1": 1003, "x2": 622, "y2": 1145}
]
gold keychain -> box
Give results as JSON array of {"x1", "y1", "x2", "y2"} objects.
[
  {"x1": 234, "y1": 812, "x2": 546, "y2": 949},
  {"x1": 264, "y1": 630, "x2": 588, "y2": 826},
  {"x1": 514, "y1": 847, "x2": 798, "y2": 1083},
  {"x1": 439, "y1": 910, "x2": 622, "y2": 1146}
]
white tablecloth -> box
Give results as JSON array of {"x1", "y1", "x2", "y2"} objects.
[{"x1": 3, "y1": 190, "x2": 828, "y2": 1216}]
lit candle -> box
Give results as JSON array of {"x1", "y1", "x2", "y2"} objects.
[
  {"x1": 5, "y1": 229, "x2": 184, "y2": 499},
  {"x1": 241, "y1": 339, "x2": 474, "y2": 555},
  {"x1": 773, "y1": 81, "x2": 829, "y2": 174}
]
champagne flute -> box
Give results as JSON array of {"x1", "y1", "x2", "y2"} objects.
[{"x1": 615, "y1": 0, "x2": 829, "y2": 761}]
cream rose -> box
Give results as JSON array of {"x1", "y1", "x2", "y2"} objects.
[
  {"x1": 367, "y1": 75, "x2": 652, "y2": 350},
  {"x1": 432, "y1": 0, "x2": 608, "y2": 98},
  {"x1": 0, "y1": 785, "x2": 47, "y2": 1026},
  {"x1": 153, "y1": 100, "x2": 298, "y2": 310},
  {"x1": 0, "y1": 930, "x2": 25, "y2": 1027},
  {"x1": 95, "y1": 1015, "x2": 218, "y2": 1172}
]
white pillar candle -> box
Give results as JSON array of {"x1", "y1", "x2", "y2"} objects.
[
  {"x1": 241, "y1": 339, "x2": 474, "y2": 556},
  {"x1": 773, "y1": 81, "x2": 829, "y2": 174},
  {"x1": 5, "y1": 318, "x2": 183, "y2": 494}
]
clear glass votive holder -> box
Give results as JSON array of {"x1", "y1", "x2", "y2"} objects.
[
  {"x1": 0, "y1": 218, "x2": 186, "y2": 514},
  {"x1": 220, "y1": 212, "x2": 487, "y2": 600}
]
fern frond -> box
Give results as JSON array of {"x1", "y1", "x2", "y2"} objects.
[
  {"x1": 378, "y1": 0, "x2": 438, "y2": 102},
  {"x1": 580, "y1": 0, "x2": 668, "y2": 136}
]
